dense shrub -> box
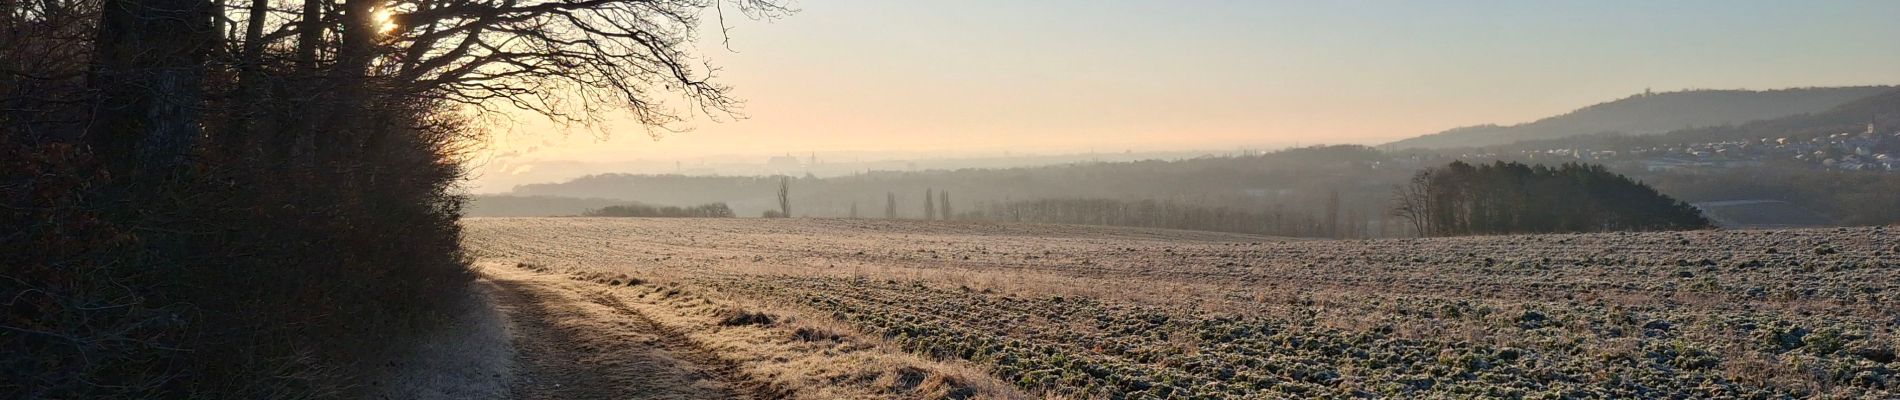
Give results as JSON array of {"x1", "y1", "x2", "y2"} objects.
[{"x1": 0, "y1": 124, "x2": 473, "y2": 397}]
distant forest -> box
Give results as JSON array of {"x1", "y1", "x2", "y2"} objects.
[
  {"x1": 963, "y1": 196, "x2": 1379, "y2": 238},
  {"x1": 485, "y1": 145, "x2": 1424, "y2": 238},
  {"x1": 469, "y1": 195, "x2": 625, "y2": 217},
  {"x1": 1394, "y1": 161, "x2": 1710, "y2": 235},
  {"x1": 1427, "y1": 88, "x2": 1900, "y2": 227},
  {"x1": 585, "y1": 202, "x2": 734, "y2": 218},
  {"x1": 1647, "y1": 167, "x2": 1900, "y2": 227}
]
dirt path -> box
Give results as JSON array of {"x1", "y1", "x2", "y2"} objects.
[{"x1": 485, "y1": 266, "x2": 749, "y2": 400}]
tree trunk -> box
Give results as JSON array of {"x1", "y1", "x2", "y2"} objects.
[
  {"x1": 296, "y1": 0, "x2": 324, "y2": 70},
  {"x1": 280, "y1": 0, "x2": 326, "y2": 172},
  {"x1": 321, "y1": 0, "x2": 378, "y2": 167},
  {"x1": 87, "y1": 0, "x2": 215, "y2": 178},
  {"x1": 1, "y1": 0, "x2": 15, "y2": 114},
  {"x1": 226, "y1": 0, "x2": 270, "y2": 159}
]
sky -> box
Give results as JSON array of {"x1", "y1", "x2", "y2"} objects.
[{"x1": 470, "y1": 0, "x2": 1900, "y2": 192}]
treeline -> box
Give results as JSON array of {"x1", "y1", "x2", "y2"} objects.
[
  {"x1": 585, "y1": 202, "x2": 734, "y2": 218},
  {"x1": 1645, "y1": 165, "x2": 1900, "y2": 227},
  {"x1": 1393, "y1": 161, "x2": 1710, "y2": 236},
  {"x1": 2, "y1": 0, "x2": 779, "y2": 395},
  {"x1": 468, "y1": 195, "x2": 625, "y2": 217},
  {"x1": 963, "y1": 197, "x2": 1383, "y2": 238},
  {"x1": 511, "y1": 145, "x2": 1415, "y2": 227}
]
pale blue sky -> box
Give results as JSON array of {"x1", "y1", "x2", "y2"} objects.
[{"x1": 476, "y1": 0, "x2": 1900, "y2": 189}]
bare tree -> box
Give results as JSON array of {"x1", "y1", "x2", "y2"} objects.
[
  {"x1": 776, "y1": 176, "x2": 790, "y2": 218},
  {"x1": 378, "y1": 0, "x2": 793, "y2": 131},
  {"x1": 212, "y1": 0, "x2": 796, "y2": 173},
  {"x1": 1391, "y1": 169, "x2": 1433, "y2": 237}
]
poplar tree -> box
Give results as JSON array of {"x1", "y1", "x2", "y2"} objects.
[{"x1": 924, "y1": 188, "x2": 936, "y2": 220}]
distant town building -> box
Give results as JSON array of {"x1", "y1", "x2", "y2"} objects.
[{"x1": 766, "y1": 154, "x2": 802, "y2": 172}]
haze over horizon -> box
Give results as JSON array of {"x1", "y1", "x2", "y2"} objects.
[{"x1": 472, "y1": 0, "x2": 1900, "y2": 192}]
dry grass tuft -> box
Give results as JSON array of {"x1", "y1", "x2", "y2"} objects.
[
  {"x1": 793, "y1": 325, "x2": 847, "y2": 342},
  {"x1": 717, "y1": 309, "x2": 778, "y2": 327}
]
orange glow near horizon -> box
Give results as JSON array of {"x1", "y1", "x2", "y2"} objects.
[{"x1": 464, "y1": 1, "x2": 1900, "y2": 193}]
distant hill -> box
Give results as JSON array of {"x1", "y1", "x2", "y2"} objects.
[
  {"x1": 1492, "y1": 88, "x2": 1900, "y2": 151},
  {"x1": 1387, "y1": 86, "x2": 1894, "y2": 149}
]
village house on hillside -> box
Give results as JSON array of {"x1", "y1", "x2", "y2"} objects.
[{"x1": 1494, "y1": 120, "x2": 1900, "y2": 173}]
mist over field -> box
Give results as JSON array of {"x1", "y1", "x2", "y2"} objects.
[{"x1": 8, "y1": 1, "x2": 1900, "y2": 398}]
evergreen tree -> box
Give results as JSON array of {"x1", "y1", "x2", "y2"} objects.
[
  {"x1": 940, "y1": 190, "x2": 952, "y2": 220},
  {"x1": 1392, "y1": 161, "x2": 1710, "y2": 236},
  {"x1": 924, "y1": 188, "x2": 936, "y2": 220},
  {"x1": 885, "y1": 192, "x2": 898, "y2": 219}
]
